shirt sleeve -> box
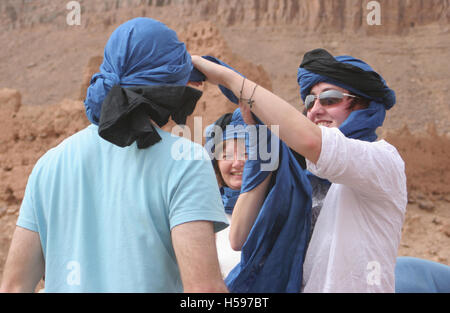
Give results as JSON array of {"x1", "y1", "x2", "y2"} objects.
[
  {"x1": 168, "y1": 143, "x2": 229, "y2": 233},
  {"x1": 306, "y1": 126, "x2": 407, "y2": 203},
  {"x1": 16, "y1": 171, "x2": 39, "y2": 233}
]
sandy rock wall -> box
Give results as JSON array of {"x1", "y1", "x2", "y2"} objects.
[
  {"x1": 1, "y1": 0, "x2": 449, "y2": 34},
  {"x1": 0, "y1": 0, "x2": 449, "y2": 284}
]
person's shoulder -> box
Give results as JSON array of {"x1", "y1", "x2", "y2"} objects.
[
  {"x1": 373, "y1": 139, "x2": 404, "y2": 164},
  {"x1": 155, "y1": 127, "x2": 210, "y2": 162},
  {"x1": 156, "y1": 127, "x2": 198, "y2": 146},
  {"x1": 33, "y1": 126, "x2": 95, "y2": 171}
]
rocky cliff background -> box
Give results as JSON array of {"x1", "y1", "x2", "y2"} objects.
[{"x1": 0, "y1": 0, "x2": 449, "y2": 289}]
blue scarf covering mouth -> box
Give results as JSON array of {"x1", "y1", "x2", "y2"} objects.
[{"x1": 84, "y1": 17, "x2": 193, "y2": 125}]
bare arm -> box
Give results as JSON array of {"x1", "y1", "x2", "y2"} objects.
[
  {"x1": 191, "y1": 56, "x2": 322, "y2": 164},
  {"x1": 229, "y1": 173, "x2": 272, "y2": 251},
  {"x1": 171, "y1": 221, "x2": 228, "y2": 293},
  {"x1": 0, "y1": 226, "x2": 44, "y2": 293}
]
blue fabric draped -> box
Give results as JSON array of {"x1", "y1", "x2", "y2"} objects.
[
  {"x1": 84, "y1": 18, "x2": 193, "y2": 125},
  {"x1": 395, "y1": 257, "x2": 450, "y2": 293},
  {"x1": 205, "y1": 107, "x2": 311, "y2": 293},
  {"x1": 221, "y1": 187, "x2": 240, "y2": 215},
  {"x1": 224, "y1": 125, "x2": 311, "y2": 293},
  {"x1": 197, "y1": 54, "x2": 395, "y2": 292}
]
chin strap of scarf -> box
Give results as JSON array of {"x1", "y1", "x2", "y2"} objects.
[{"x1": 84, "y1": 18, "x2": 198, "y2": 149}]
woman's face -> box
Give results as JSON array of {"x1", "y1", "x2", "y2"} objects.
[
  {"x1": 217, "y1": 139, "x2": 247, "y2": 190},
  {"x1": 306, "y1": 82, "x2": 355, "y2": 128}
]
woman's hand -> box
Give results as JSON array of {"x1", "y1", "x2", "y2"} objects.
[
  {"x1": 191, "y1": 55, "x2": 233, "y2": 87},
  {"x1": 193, "y1": 56, "x2": 322, "y2": 164}
]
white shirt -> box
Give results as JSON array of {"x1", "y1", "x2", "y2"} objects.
[
  {"x1": 303, "y1": 126, "x2": 407, "y2": 293},
  {"x1": 216, "y1": 214, "x2": 242, "y2": 278}
]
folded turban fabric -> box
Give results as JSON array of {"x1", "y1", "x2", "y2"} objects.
[
  {"x1": 84, "y1": 18, "x2": 198, "y2": 148},
  {"x1": 99, "y1": 85, "x2": 201, "y2": 149},
  {"x1": 298, "y1": 48, "x2": 395, "y2": 109},
  {"x1": 298, "y1": 48, "x2": 396, "y2": 142}
]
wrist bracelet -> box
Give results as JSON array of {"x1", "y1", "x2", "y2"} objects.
[{"x1": 239, "y1": 77, "x2": 258, "y2": 109}]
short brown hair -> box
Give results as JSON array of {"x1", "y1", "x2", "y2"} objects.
[{"x1": 347, "y1": 95, "x2": 370, "y2": 111}]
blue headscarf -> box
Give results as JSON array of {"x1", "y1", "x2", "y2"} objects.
[
  {"x1": 84, "y1": 18, "x2": 193, "y2": 125},
  {"x1": 205, "y1": 109, "x2": 248, "y2": 214},
  {"x1": 205, "y1": 106, "x2": 311, "y2": 293},
  {"x1": 225, "y1": 111, "x2": 311, "y2": 293},
  {"x1": 298, "y1": 51, "x2": 396, "y2": 142}
]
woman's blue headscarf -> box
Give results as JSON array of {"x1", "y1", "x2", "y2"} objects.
[
  {"x1": 297, "y1": 49, "x2": 396, "y2": 142},
  {"x1": 205, "y1": 109, "x2": 248, "y2": 214},
  {"x1": 205, "y1": 107, "x2": 311, "y2": 293},
  {"x1": 84, "y1": 18, "x2": 193, "y2": 125}
]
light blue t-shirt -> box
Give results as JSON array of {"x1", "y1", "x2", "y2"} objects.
[{"x1": 17, "y1": 125, "x2": 228, "y2": 292}]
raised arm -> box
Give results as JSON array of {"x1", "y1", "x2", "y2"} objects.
[
  {"x1": 229, "y1": 173, "x2": 272, "y2": 251},
  {"x1": 191, "y1": 56, "x2": 322, "y2": 164}
]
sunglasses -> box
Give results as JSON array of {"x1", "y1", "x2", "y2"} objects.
[{"x1": 304, "y1": 89, "x2": 358, "y2": 110}]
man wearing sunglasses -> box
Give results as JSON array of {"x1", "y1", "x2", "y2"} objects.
[{"x1": 191, "y1": 48, "x2": 407, "y2": 292}]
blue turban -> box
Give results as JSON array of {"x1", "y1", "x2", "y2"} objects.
[
  {"x1": 84, "y1": 18, "x2": 193, "y2": 125},
  {"x1": 298, "y1": 49, "x2": 396, "y2": 142}
]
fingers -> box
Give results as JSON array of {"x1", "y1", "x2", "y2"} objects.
[
  {"x1": 191, "y1": 55, "x2": 205, "y2": 70},
  {"x1": 190, "y1": 55, "x2": 223, "y2": 85},
  {"x1": 191, "y1": 55, "x2": 202, "y2": 64}
]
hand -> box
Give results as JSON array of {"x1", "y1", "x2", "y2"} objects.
[{"x1": 191, "y1": 55, "x2": 229, "y2": 86}]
